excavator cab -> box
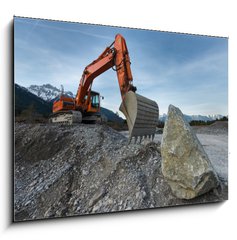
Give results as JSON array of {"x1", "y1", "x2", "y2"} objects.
[
  {"x1": 87, "y1": 91, "x2": 100, "y2": 113},
  {"x1": 80, "y1": 91, "x2": 101, "y2": 123}
]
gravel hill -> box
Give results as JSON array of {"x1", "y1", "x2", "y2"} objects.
[
  {"x1": 192, "y1": 121, "x2": 228, "y2": 135},
  {"x1": 14, "y1": 123, "x2": 227, "y2": 221}
]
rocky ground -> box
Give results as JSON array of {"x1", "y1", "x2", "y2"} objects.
[
  {"x1": 192, "y1": 121, "x2": 228, "y2": 135},
  {"x1": 121, "y1": 122, "x2": 228, "y2": 183},
  {"x1": 14, "y1": 122, "x2": 228, "y2": 221},
  {"x1": 163, "y1": 122, "x2": 228, "y2": 183}
]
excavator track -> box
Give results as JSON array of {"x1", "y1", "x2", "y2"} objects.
[
  {"x1": 49, "y1": 110, "x2": 82, "y2": 124},
  {"x1": 120, "y1": 91, "x2": 159, "y2": 143}
]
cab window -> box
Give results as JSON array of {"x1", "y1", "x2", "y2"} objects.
[{"x1": 91, "y1": 94, "x2": 99, "y2": 108}]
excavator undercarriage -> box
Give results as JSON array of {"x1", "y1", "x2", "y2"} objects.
[{"x1": 50, "y1": 111, "x2": 82, "y2": 124}]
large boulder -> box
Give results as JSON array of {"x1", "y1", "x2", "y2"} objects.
[{"x1": 161, "y1": 105, "x2": 219, "y2": 199}]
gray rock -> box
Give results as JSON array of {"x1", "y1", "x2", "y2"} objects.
[{"x1": 161, "y1": 105, "x2": 219, "y2": 199}]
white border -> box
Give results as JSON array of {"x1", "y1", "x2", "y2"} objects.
[{"x1": 1, "y1": 1, "x2": 236, "y2": 240}]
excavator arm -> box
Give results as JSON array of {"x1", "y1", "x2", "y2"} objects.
[{"x1": 75, "y1": 34, "x2": 136, "y2": 111}]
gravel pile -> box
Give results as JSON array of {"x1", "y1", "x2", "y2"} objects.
[
  {"x1": 14, "y1": 123, "x2": 227, "y2": 221},
  {"x1": 192, "y1": 121, "x2": 228, "y2": 135}
]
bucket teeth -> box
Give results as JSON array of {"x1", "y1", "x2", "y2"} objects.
[
  {"x1": 127, "y1": 134, "x2": 156, "y2": 144},
  {"x1": 120, "y1": 91, "x2": 159, "y2": 143},
  {"x1": 152, "y1": 134, "x2": 155, "y2": 141}
]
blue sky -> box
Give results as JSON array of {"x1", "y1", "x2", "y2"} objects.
[{"x1": 14, "y1": 17, "x2": 228, "y2": 116}]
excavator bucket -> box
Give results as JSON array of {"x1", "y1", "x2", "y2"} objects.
[{"x1": 119, "y1": 91, "x2": 159, "y2": 143}]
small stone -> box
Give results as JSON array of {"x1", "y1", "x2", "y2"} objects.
[
  {"x1": 24, "y1": 200, "x2": 31, "y2": 206},
  {"x1": 29, "y1": 180, "x2": 37, "y2": 187},
  {"x1": 82, "y1": 169, "x2": 89, "y2": 176},
  {"x1": 105, "y1": 198, "x2": 113, "y2": 205},
  {"x1": 44, "y1": 208, "x2": 53, "y2": 217},
  {"x1": 157, "y1": 147, "x2": 161, "y2": 153},
  {"x1": 141, "y1": 190, "x2": 146, "y2": 198},
  {"x1": 135, "y1": 192, "x2": 140, "y2": 199}
]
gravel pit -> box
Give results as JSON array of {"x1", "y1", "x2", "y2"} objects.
[{"x1": 14, "y1": 123, "x2": 228, "y2": 221}]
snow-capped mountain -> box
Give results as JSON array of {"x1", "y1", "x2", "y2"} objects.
[
  {"x1": 28, "y1": 84, "x2": 74, "y2": 101},
  {"x1": 15, "y1": 83, "x2": 124, "y2": 123},
  {"x1": 15, "y1": 83, "x2": 52, "y2": 116},
  {"x1": 25, "y1": 83, "x2": 225, "y2": 122},
  {"x1": 159, "y1": 113, "x2": 224, "y2": 123}
]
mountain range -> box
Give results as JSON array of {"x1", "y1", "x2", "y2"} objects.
[
  {"x1": 15, "y1": 83, "x2": 124, "y2": 123},
  {"x1": 28, "y1": 84, "x2": 74, "y2": 101},
  {"x1": 15, "y1": 84, "x2": 52, "y2": 116},
  {"x1": 159, "y1": 113, "x2": 224, "y2": 123},
  {"x1": 16, "y1": 83, "x2": 225, "y2": 123}
]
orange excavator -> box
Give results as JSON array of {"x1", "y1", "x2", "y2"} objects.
[{"x1": 50, "y1": 34, "x2": 159, "y2": 142}]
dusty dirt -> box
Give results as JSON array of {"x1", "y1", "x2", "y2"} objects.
[{"x1": 14, "y1": 123, "x2": 228, "y2": 221}]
